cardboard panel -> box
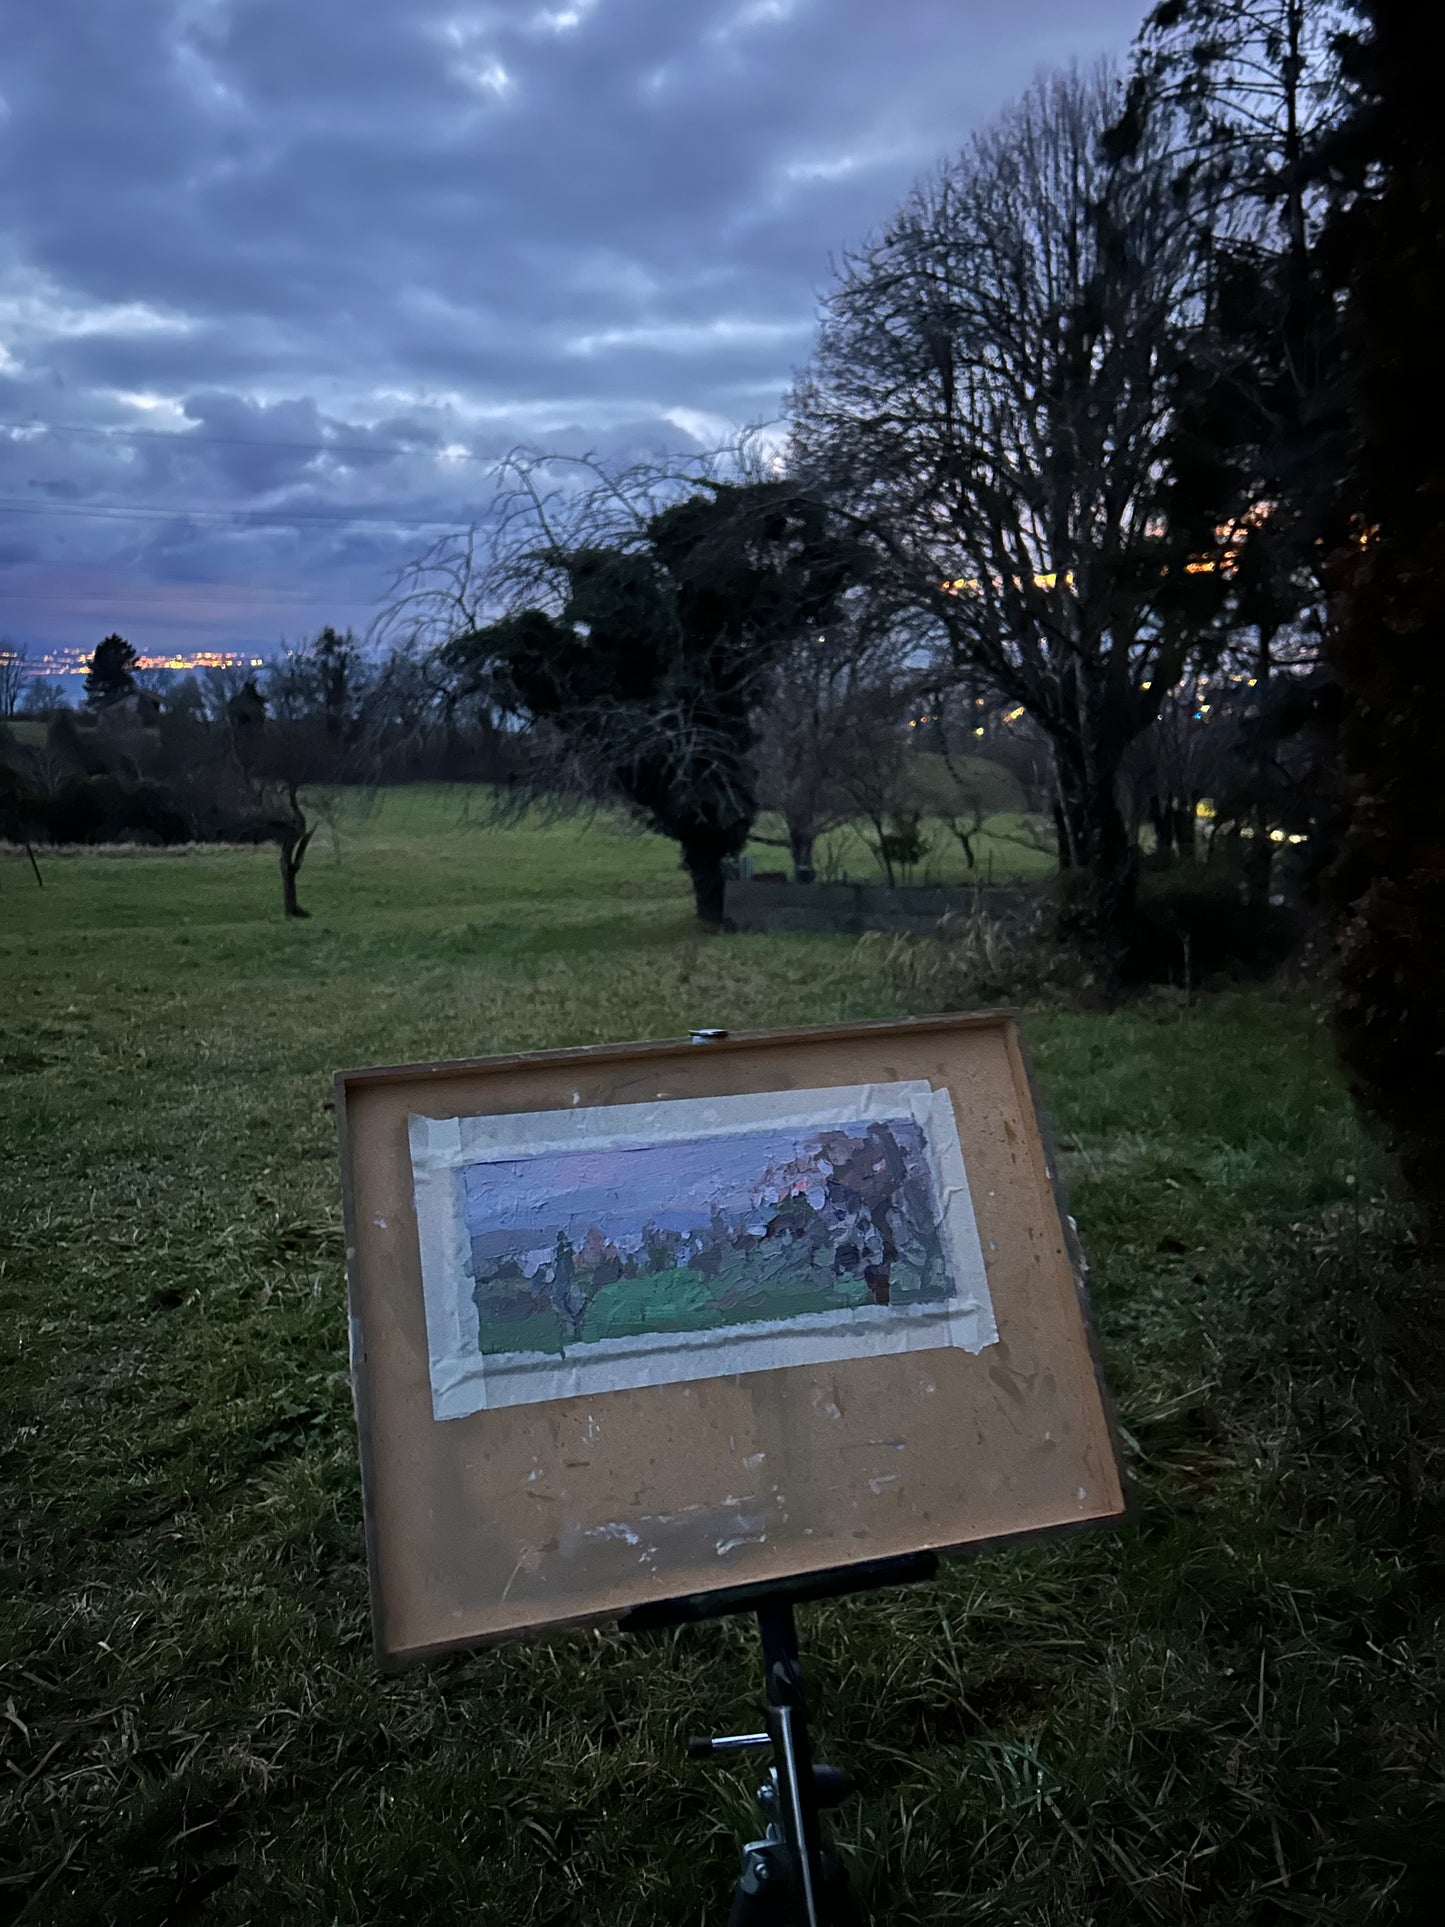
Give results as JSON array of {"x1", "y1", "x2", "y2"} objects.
[{"x1": 337, "y1": 1014, "x2": 1125, "y2": 1663}]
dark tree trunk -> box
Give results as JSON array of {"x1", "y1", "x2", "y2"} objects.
[
  {"x1": 1052, "y1": 799, "x2": 1074, "y2": 868},
  {"x1": 1242, "y1": 629, "x2": 1277, "y2": 910},
  {"x1": 279, "y1": 825, "x2": 314, "y2": 919},
  {"x1": 867, "y1": 813, "x2": 896, "y2": 888},
  {"x1": 1242, "y1": 802, "x2": 1273, "y2": 907},
  {"x1": 788, "y1": 825, "x2": 817, "y2": 885},
  {"x1": 1149, "y1": 797, "x2": 1174, "y2": 859},
  {"x1": 1052, "y1": 738, "x2": 1137, "y2": 974},
  {"x1": 683, "y1": 844, "x2": 729, "y2": 929}
]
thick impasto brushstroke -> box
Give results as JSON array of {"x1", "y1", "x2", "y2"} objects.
[{"x1": 459, "y1": 1118, "x2": 951, "y2": 1358}]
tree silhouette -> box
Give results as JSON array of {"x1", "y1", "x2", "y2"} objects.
[
  {"x1": 790, "y1": 68, "x2": 1205, "y2": 970},
  {"x1": 428, "y1": 466, "x2": 863, "y2": 926},
  {"x1": 1323, "y1": 0, "x2": 1445, "y2": 1257},
  {"x1": 84, "y1": 635, "x2": 138, "y2": 707}
]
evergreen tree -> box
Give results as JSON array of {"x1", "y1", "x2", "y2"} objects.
[
  {"x1": 84, "y1": 634, "x2": 138, "y2": 706},
  {"x1": 1110, "y1": 2, "x2": 1355, "y2": 902},
  {"x1": 443, "y1": 479, "x2": 862, "y2": 926}
]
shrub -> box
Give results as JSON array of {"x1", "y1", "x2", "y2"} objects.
[
  {"x1": 1124, "y1": 867, "x2": 1312, "y2": 989},
  {"x1": 858, "y1": 904, "x2": 1048, "y2": 1007}
]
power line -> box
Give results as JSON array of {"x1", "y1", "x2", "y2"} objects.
[
  {"x1": 0, "y1": 585, "x2": 335, "y2": 607},
  {"x1": 0, "y1": 495, "x2": 480, "y2": 531}
]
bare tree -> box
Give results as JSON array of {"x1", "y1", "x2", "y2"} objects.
[
  {"x1": 210, "y1": 629, "x2": 377, "y2": 919},
  {"x1": 752, "y1": 596, "x2": 923, "y2": 881},
  {"x1": 843, "y1": 752, "x2": 933, "y2": 887},
  {"x1": 1118, "y1": 680, "x2": 1223, "y2": 860},
  {"x1": 197, "y1": 664, "x2": 257, "y2": 726},
  {"x1": 220, "y1": 678, "x2": 337, "y2": 920},
  {"x1": 0, "y1": 641, "x2": 28, "y2": 718},
  {"x1": 269, "y1": 627, "x2": 373, "y2": 745},
  {"x1": 365, "y1": 642, "x2": 446, "y2": 769},
  {"x1": 18, "y1": 676, "x2": 60, "y2": 716},
  {"x1": 789, "y1": 64, "x2": 1209, "y2": 965}
]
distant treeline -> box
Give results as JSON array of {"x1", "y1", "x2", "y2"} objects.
[{"x1": 0, "y1": 628, "x2": 525, "y2": 911}]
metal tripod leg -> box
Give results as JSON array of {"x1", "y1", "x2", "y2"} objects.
[
  {"x1": 701, "y1": 1601, "x2": 865, "y2": 1926},
  {"x1": 757, "y1": 1601, "x2": 826, "y2": 1926}
]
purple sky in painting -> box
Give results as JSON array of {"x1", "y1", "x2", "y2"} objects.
[{"x1": 462, "y1": 1127, "x2": 837, "y2": 1246}]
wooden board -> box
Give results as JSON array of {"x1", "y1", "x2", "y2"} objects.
[{"x1": 336, "y1": 1013, "x2": 1126, "y2": 1664}]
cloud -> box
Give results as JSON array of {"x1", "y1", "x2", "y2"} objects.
[
  {"x1": 528, "y1": 2, "x2": 598, "y2": 33},
  {"x1": 0, "y1": 0, "x2": 1147, "y2": 655},
  {"x1": 562, "y1": 317, "x2": 813, "y2": 358}
]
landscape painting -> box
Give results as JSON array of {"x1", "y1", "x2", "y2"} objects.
[
  {"x1": 464, "y1": 1117, "x2": 952, "y2": 1357},
  {"x1": 409, "y1": 1082, "x2": 997, "y2": 1416}
]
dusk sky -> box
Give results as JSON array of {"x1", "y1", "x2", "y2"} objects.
[{"x1": 1, "y1": 0, "x2": 1146, "y2": 664}]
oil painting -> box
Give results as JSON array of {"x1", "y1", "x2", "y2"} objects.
[{"x1": 409, "y1": 1081, "x2": 997, "y2": 1418}]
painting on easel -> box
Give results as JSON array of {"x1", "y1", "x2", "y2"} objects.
[{"x1": 409, "y1": 1081, "x2": 997, "y2": 1418}]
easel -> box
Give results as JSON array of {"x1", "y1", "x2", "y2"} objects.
[
  {"x1": 624, "y1": 1031, "x2": 932, "y2": 1923},
  {"x1": 620, "y1": 1551, "x2": 938, "y2": 1926},
  {"x1": 338, "y1": 1017, "x2": 1128, "y2": 1916}
]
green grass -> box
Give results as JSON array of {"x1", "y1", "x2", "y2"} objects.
[
  {"x1": 745, "y1": 752, "x2": 1051, "y2": 886},
  {"x1": 482, "y1": 1260, "x2": 882, "y2": 1356},
  {"x1": 2, "y1": 788, "x2": 1440, "y2": 1925},
  {"x1": 744, "y1": 809, "x2": 1053, "y2": 886}
]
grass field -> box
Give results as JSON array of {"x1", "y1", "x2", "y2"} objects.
[
  {"x1": 2, "y1": 788, "x2": 1439, "y2": 1925},
  {"x1": 747, "y1": 750, "x2": 1055, "y2": 885},
  {"x1": 745, "y1": 808, "x2": 1054, "y2": 886}
]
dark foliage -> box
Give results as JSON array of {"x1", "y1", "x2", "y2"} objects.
[
  {"x1": 41, "y1": 776, "x2": 190, "y2": 847},
  {"x1": 1322, "y1": 0, "x2": 1445, "y2": 1253},
  {"x1": 1110, "y1": 1, "x2": 1353, "y2": 912},
  {"x1": 1, "y1": 706, "x2": 270, "y2": 851},
  {"x1": 445, "y1": 482, "x2": 864, "y2": 926},
  {"x1": 0, "y1": 728, "x2": 44, "y2": 847},
  {"x1": 1123, "y1": 867, "x2": 1312, "y2": 987},
  {"x1": 84, "y1": 633, "x2": 139, "y2": 707}
]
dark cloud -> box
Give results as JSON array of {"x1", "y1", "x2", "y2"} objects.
[{"x1": 0, "y1": 0, "x2": 1146, "y2": 658}]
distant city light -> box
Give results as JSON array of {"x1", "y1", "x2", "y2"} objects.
[{"x1": 29, "y1": 646, "x2": 266, "y2": 678}]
